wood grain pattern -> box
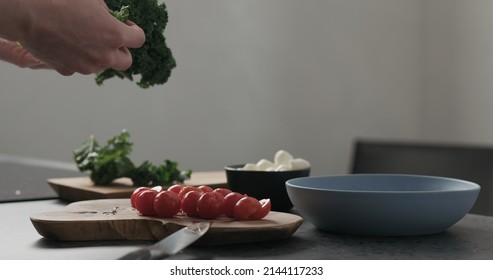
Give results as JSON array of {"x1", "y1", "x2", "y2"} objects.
[
  {"x1": 30, "y1": 199, "x2": 303, "y2": 246},
  {"x1": 48, "y1": 171, "x2": 228, "y2": 202}
]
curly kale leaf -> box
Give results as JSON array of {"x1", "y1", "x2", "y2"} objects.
[
  {"x1": 130, "y1": 160, "x2": 192, "y2": 186},
  {"x1": 73, "y1": 130, "x2": 191, "y2": 186},
  {"x1": 73, "y1": 130, "x2": 135, "y2": 185},
  {"x1": 96, "y1": 0, "x2": 176, "y2": 88},
  {"x1": 110, "y1": 5, "x2": 130, "y2": 21},
  {"x1": 73, "y1": 134, "x2": 99, "y2": 172}
]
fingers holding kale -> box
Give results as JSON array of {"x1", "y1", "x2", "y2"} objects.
[{"x1": 97, "y1": 0, "x2": 176, "y2": 88}]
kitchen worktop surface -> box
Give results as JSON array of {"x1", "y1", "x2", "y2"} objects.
[
  {"x1": 1, "y1": 156, "x2": 493, "y2": 260},
  {"x1": 2, "y1": 198, "x2": 493, "y2": 260}
]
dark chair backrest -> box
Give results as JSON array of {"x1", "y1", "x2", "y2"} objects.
[{"x1": 350, "y1": 139, "x2": 493, "y2": 216}]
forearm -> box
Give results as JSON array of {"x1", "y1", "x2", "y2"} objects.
[{"x1": 0, "y1": 0, "x2": 28, "y2": 41}]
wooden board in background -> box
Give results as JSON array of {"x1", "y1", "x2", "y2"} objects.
[
  {"x1": 30, "y1": 199, "x2": 303, "y2": 246},
  {"x1": 48, "y1": 171, "x2": 227, "y2": 202}
]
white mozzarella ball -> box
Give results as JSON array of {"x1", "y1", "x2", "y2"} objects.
[
  {"x1": 289, "y1": 158, "x2": 311, "y2": 170},
  {"x1": 274, "y1": 150, "x2": 294, "y2": 166},
  {"x1": 241, "y1": 163, "x2": 257, "y2": 171},
  {"x1": 256, "y1": 159, "x2": 274, "y2": 171},
  {"x1": 274, "y1": 164, "x2": 291, "y2": 171}
]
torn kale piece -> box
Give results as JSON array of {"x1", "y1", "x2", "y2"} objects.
[
  {"x1": 96, "y1": 0, "x2": 176, "y2": 88},
  {"x1": 73, "y1": 130, "x2": 191, "y2": 186}
]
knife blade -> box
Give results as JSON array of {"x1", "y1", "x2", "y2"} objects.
[{"x1": 119, "y1": 221, "x2": 210, "y2": 260}]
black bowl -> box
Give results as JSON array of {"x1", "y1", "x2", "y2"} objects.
[{"x1": 225, "y1": 164, "x2": 310, "y2": 212}]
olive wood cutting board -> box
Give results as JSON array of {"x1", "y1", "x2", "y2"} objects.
[
  {"x1": 48, "y1": 171, "x2": 227, "y2": 202},
  {"x1": 30, "y1": 199, "x2": 304, "y2": 246}
]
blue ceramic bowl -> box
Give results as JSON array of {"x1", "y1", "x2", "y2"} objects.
[{"x1": 286, "y1": 174, "x2": 480, "y2": 236}]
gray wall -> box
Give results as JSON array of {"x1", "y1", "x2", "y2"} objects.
[
  {"x1": 1, "y1": 0, "x2": 471, "y2": 176},
  {"x1": 422, "y1": 0, "x2": 493, "y2": 143}
]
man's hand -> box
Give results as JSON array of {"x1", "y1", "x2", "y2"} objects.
[{"x1": 0, "y1": 0, "x2": 145, "y2": 76}]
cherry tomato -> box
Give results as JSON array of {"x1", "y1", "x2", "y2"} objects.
[
  {"x1": 198, "y1": 185, "x2": 213, "y2": 193},
  {"x1": 223, "y1": 192, "x2": 247, "y2": 218},
  {"x1": 135, "y1": 189, "x2": 158, "y2": 216},
  {"x1": 181, "y1": 191, "x2": 202, "y2": 217},
  {"x1": 197, "y1": 191, "x2": 225, "y2": 219},
  {"x1": 249, "y1": 198, "x2": 271, "y2": 220},
  {"x1": 234, "y1": 196, "x2": 261, "y2": 220},
  {"x1": 153, "y1": 190, "x2": 180, "y2": 218},
  {"x1": 167, "y1": 184, "x2": 184, "y2": 194},
  {"x1": 178, "y1": 186, "x2": 202, "y2": 201},
  {"x1": 130, "y1": 186, "x2": 150, "y2": 208},
  {"x1": 213, "y1": 188, "x2": 232, "y2": 197}
]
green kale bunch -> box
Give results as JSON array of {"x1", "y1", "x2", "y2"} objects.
[
  {"x1": 96, "y1": 0, "x2": 176, "y2": 88},
  {"x1": 73, "y1": 130, "x2": 191, "y2": 186}
]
